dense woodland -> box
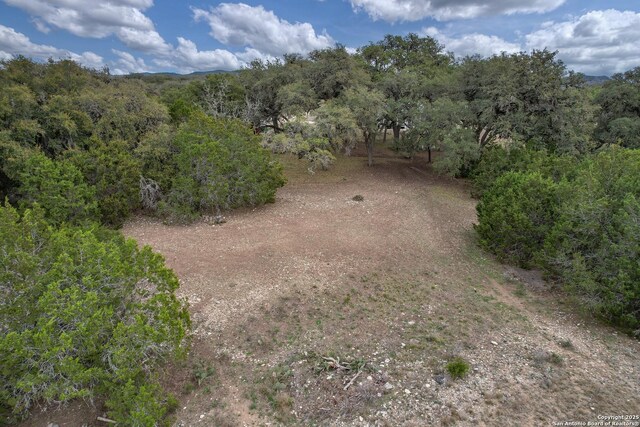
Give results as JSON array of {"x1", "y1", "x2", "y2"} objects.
[{"x1": 1, "y1": 34, "x2": 639, "y2": 425}]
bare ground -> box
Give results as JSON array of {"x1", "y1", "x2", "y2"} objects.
[{"x1": 27, "y1": 153, "x2": 640, "y2": 426}]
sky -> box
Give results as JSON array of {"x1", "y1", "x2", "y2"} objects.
[{"x1": 0, "y1": 0, "x2": 638, "y2": 76}]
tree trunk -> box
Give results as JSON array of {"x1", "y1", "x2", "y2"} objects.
[
  {"x1": 427, "y1": 146, "x2": 432, "y2": 163},
  {"x1": 383, "y1": 127, "x2": 387, "y2": 144},
  {"x1": 272, "y1": 116, "x2": 279, "y2": 132},
  {"x1": 393, "y1": 124, "x2": 401, "y2": 143},
  {"x1": 366, "y1": 134, "x2": 374, "y2": 167}
]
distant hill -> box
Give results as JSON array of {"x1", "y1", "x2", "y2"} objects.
[
  {"x1": 127, "y1": 69, "x2": 236, "y2": 78},
  {"x1": 583, "y1": 75, "x2": 610, "y2": 85}
]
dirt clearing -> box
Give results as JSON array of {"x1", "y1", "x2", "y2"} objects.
[
  {"x1": 29, "y1": 153, "x2": 639, "y2": 426},
  {"x1": 123, "y1": 154, "x2": 638, "y2": 426}
]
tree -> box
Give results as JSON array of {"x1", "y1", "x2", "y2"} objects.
[
  {"x1": 306, "y1": 45, "x2": 368, "y2": 101},
  {"x1": 379, "y1": 71, "x2": 420, "y2": 145},
  {"x1": 404, "y1": 98, "x2": 478, "y2": 175},
  {"x1": 470, "y1": 146, "x2": 578, "y2": 198},
  {"x1": 134, "y1": 124, "x2": 179, "y2": 194},
  {"x1": 459, "y1": 50, "x2": 594, "y2": 153},
  {"x1": 313, "y1": 101, "x2": 359, "y2": 154},
  {"x1": 359, "y1": 33, "x2": 451, "y2": 75},
  {"x1": 193, "y1": 73, "x2": 246, "y2": 119},
  {"x1": 240, "y1": 59, "x2": 295, "y2": 132},
  {"x1": 277, "y1": 81, "x2": 318, "y2": 117},
  {"x1": 341, "y1": 86, "x2": 385, "y2": 166},
  {"x1": 92, "y1": 80, "x2": 169, "y2": 145},
  {"x1": 595, "y1": 67, "x2": 640, "y2": 148},
  {"x1": 360, "y1": 34, "x2": 453, "y2": 146}
]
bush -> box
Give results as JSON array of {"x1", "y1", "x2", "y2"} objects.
[
  {"x1": 134, "y1": 124, "x2": 178, "y2": 194},
  {"x1": 12, "y1": 150, "x2": 98, "y2": 225},
  {"x1": 475, "y1": 171, "x2": 559, "y2": 267},
  {"x1": 106, "y1": 380, "x2": 178, "y2": 426},
  {"x1": 70, "y1": 139, "x2": 141, "y2": 227},
  {"x1": 471, "y1": 146, "x2": 578, "y2": 198},
  {"x1": 542, "y1": 148, "x2": 640, "y2": 331},
  {"x1": 0, "y1": 204, "x2": 190, "y2": 425},
  {"x1": 446, "y1": 357, "x2": 470, "y2": 379},
  {"x1": 161, "y1": 113, "x2": 285, "y2": 222}
]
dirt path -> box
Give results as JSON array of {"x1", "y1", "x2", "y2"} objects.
[{"x1": 120, "y1": 155, "x2": 640, "y2": 426}]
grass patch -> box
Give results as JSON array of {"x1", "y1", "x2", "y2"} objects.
[{"x1": 446, "y1": 357, "x2": 471, "y2": 379}]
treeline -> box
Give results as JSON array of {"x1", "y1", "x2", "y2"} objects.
[
  {"x1": 152, "y1": 36, "x2": 602, "y2": 174},
  {"x1": 0, "y1": 57, "x2": 285, "y2": 227}
]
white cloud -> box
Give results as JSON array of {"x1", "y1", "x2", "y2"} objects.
[
  {"x1": 235, "y1": 47, "x2": 275, "y2": 64},
  {"x1": 423, "y1": 27, "x2": 521, "y2": 58},
  {"x1": 421, "y1": 9, "x2": 640, "y2": 74},
  {"x1": 192, "y1": 3, "x2": 334, "y2": 56},
  {"x1": 5, "y1": 0, "x2": 332, "y2": 73},
  {"x1": 151, "y1": 38, "x2": 274, "y2": 74},
  {"x1": 0, "y1": 24, "x2": 104, "y2": 69},
  {"x1": 116, "y1": 27, "x2": 171, "y2": 55},
  {"x1": 31, "y1": 18, "x2": 50, "y2": 34},
  {"x1": 72, "y1": 51, "x2": 106, "y2": 69},
  {"x1": 169, "y1": 38, "x2": 242, "y2": 72},
  {"x1": 525, "y1": 9, "x2": 640, "y2": 75},
  {"x1": 4, "y1": 0, "x2": 170, "y2": 54},
  {"x1": 111, "y1": 49, "x2": 149, "y2": 74},
  {"x1": 350, "y1": 0, "x2": 565, "y2": 22}
]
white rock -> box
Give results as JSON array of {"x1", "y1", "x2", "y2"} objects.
[
  {"x1": 491, "y1": 341, "x2": 499, "y2": 346},
  {"x1": 384, "y1": 383, "x2": 394, "y2": 390}
]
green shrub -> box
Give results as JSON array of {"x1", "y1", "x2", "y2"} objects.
[
  {"x1": 542, "y1": 148, "x2": 640, "y2": 331},
  {"x1": 106, "y1": 380, "x2": 178, "y2": 427},
  {"x1": 446, "y1": 357, "x2": 470, "y2": 379},
  {"x1": 70, "y1": 139, "x2": 141, "y2": 227},
  {"x1": 13, "y1": 151, "x2": 98, "y2": 225},
  {"x1": 162, "y1": 112, "x2": 285, "y2": 222},
  {"x1": 475, "y1": 171, "x2": 559, "y2": 267},
  {"x1": 471, "y1": 146, "x2": 578, "y2": 198},
  {"x1": 0, "y1": 204, "x2": 190, "y2": 425},
  {"x1": 134, "y1": 124, "x2": 178, "y2": 194}
]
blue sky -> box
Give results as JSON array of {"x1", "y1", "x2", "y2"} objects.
[{"x1": 1, "y1": 0, "x2": 638, "y2": 75}]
